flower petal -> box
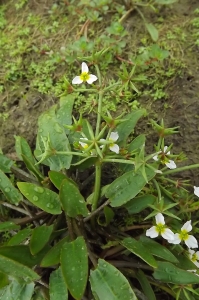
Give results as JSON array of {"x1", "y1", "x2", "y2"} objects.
[
  {"x1": 72, "y1": 76, "x2": 83, "y2": 84},
  {"x1": 146, "y1": 226, "x2": 159, "y2": 238},
  {"x1": 109, "y1": 144, "x2": 119, "y2": 154},
  {"x1": 188, "y1": 249, "x2": 195, "y2": 258},
  {"x1": 155, "y1": 213, "x2": 165, "y2": 225},
  {"x1": 185, "y1": 235, "x2": 198, "y2": 249},
  {"x1": 194, "y1": 186, "x2": 199, "y2": 197},
  {"x1": 82, "y1": 62, "x2": 89, "y2": 73},
  {"x1": 110, "y1": 132, "x2": 119, "y2": 142},
  {"x1": 181, "y1": 220, "x2": 192, "y2": 232},
  {"x1": 164, "y1": 146, "x2": 169, "y2": 153},
  {"x1": 165, "y1": 160, "x2": 176, "y2": 169},
  {"x1": 153, "y1": 154, "x2": 158, "y2": 161},
  {"x1": 87, "y1": 74, "x2": 98, "y2": 84},
  {"x1": 168, "y1": 233, "x2": 181, "y2": 244},
  {"x1": 161, "y1": 228, "x2": 175, "y2": 241}
]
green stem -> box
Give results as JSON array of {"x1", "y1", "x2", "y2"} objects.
[
  {"x1": 152, "y1": 179, "x2": 161, "y2": 203},
  {"x1": 95, "y1": 64, "x2": 103, "y2": 137},
  {"x1": 163, "y1": 163, "x2": 199, "y2": 175},
  {"x1": 102, "y1": 158, "x2": 135, "y2": 164},
  {"x1": 56, "y1": 151, "x2": 87, "y2": 157},
  {"x1": 92, "y1": 162, "x2": 102, "y2": 211}
]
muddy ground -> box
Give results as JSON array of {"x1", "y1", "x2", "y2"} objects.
[{"x1": 0, "y1": 0, "x2": 199, "y2": 184}]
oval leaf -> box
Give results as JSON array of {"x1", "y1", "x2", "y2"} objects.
[
  {"x1": 0, "y1": 154, "x2": 14, "y2": 173},
  {"x1": 60, "y1": 179, "x2": 88, "y2": 217},
  {"x1": 121, "y1": 237, "x2": 157, "y2": 268},
  {"x1": 153, "y1": 261, "x2": 199, "y2": 284},
  {"x1": 0, "y1": 280, "x2": 34, "y2": 300},
  {"x1": 41, "y1": 236, "x2": 70, "y2": 267},
  {"x1": 106, "y1": 167, "x2": 155, "y2": 207},
  {"x1": 140, "y1": 236, "x2": 178, "y2": 263},
  {"x1": 30, "y1": 225, "x2": 54, "y2": 255},
  {"x1": 0, "y1": 253, "x2": 40, "y2": 282},
  {"x1": 49, "y1": 267, "x2": 68, "y2": 300},
  {"x1": 61, "y1": 236, "x2": 88, "y2": 300},
  {"x1": 90, "y1": 259, "x2": 138, "y2": 300},
  {"x1": 124, "y1": 194, "x2": 156, "y2": 214},
  {"x1": 49, "y1": 170, "x2": 77, "y2": 190},
  {"x1": 0, "y1": 170, "x2": 23, "y2": 205},
  {"x1": 8, "y1": 228, "x2": 32, "y2": 246},
  {"x1": 145, "y1": 23, "x2": 159, "y2": 42},
  {"x1": 17, "y1": 182, "x2": 62, "y2": 215}
]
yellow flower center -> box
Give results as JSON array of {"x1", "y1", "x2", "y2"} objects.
[
  {"x1": 156, "y1": 223, "x2": 166, "y2": 234},
  {"x1": 80, "y1": 72, "x2": 90, "y2": 82},
  {"x1": 192, "y1": 253, "x2": 198, "y2": 262},
  {"x1": 179, "y1": 229, "x2": 189, "y2": 241}
]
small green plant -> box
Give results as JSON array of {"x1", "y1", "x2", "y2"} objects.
[{"x1": 1, "y1": 59, "x2": 199, "y2": 299}]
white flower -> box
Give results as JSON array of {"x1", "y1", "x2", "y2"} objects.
[
  {"x1": 79, "y1": 138, "x2": 89, "y2": 149},
  {"x1": 146, "y1": 213, "x2": 174, "y2": 241},
  {"x1": 72, "y1": 62, "x2": 98, "y2": 84},
  {"x1": 168, "y1": 220, "x2": 198, "y2": 248},
  {"x1": 188, "y1": 249, "x2": 199, "y2": 268},
  {"x1": 153, "y1": 146, "x2": 176, "y2": 169},
  {"x1": 100, "y1": 132, "x2": 119, "y2": 154},
  {"x1": 194, "y1": 186, "x2": 199, "y2": 197}
]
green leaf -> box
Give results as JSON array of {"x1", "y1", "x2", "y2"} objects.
[
  {"x1": 49, "y1": 170, "x2": 77, "y2": 190},
  {"x1": 0, "y1": 170, "x2": 23, "y2": 205},
  {"x1": 0, "y1": 253, "x2": 40, "y2": 282},
  {"x1": 121, "y1": 237, "x2": 157, "y2": 268},
  {"x1": 140, "y1": 236, "x2": 178, "y2": 263},
  {"x1": 0, "y1": 154, "x2": 14, "y2": 173},
  {"x1": 15, "y1": 136, "x2": 44, "y2": 181},
  {"x1": 153, "y1": 261, "x2": 199, "y2": 284},
  {"x1": 90, "y1": 259, "x2": 138, "y2": 300},
  {"x1": 128, "y1": 134, "x2": 146, "y2": 152},
  {"x1": 145, "y1": 23, "x2": 159, "y2": 42},
  {"x1": 56, "y1": 95, "x2": 75, "y2": 134},
  {"x1": 49, "y1": 267, "x2": 68, "y2": 300},
  {"x1": 61, "y1": 236, "x2": 88, "y2": 300},
  {"x1": 17, "y1": 182, "x2": 62, "y2": 215},
  {"x1": 106, "y1": 166, "x2": 155, "y2": 207},
  {"x1": 60, "y1": 179, "x2": 89, "y2": 217},
  {"x1": 0, "y1": 280, "x2": 34, "y2": 300},
  {"x1": 0, "y1": 221, "x2": 20, "y2": 232},
  {"x1": 22, "y1": 154, "x2": 44, "y2": 182},
  {"x1": 15, "y1": 136, "x2": 37, "y2": 167},
  {"x1": 0, "y1": 245, "x2": 50, "y2": 268},
  {"x1": 0, "y1": 271, "x2": 9, "y2": 289},
  {"x1": 116, "y1": 109, "x2": 146, "y2": 146},
  {"x1": 7, "y1": 228, "x2": 32, "y2": 246},
  {"x1": 136, "y1": 270, "x2": 156, "y2": 300},
  {"x1": 41, "y1": 236, "x2": 70, "y2": 267},
  {"x1": 30, "y1": 225, "x2": 54, "y2": 255},
  {"x1": 124, "y1": 194, "x2": 156, "y2": 214},
  {"x1": 154, "y1": 0, "x2": 177, "y2": 4},
  {"x1": 35, "y1": 106, "x2": 72, "y2": 171}
]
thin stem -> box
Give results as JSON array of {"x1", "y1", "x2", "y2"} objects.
[
  {"x1": 102, "y1": 158, "x2": 135, "y2": 165},
  {"x1": 95, "y1": 90, "x2": 103, "y2": 136},
  {"x1": 95, "y1": 64, "x2": 103, "y2": 137},
  {"x1": 163, "y1": 163, "x2": 199, "y2": 175},
  {"x1": 56, "y1": 151, "x2": 87, "y2": 157},
  {"x1": 152, "y1": 179, "x2": 162, "y2": 203},
  {"x1": 84, "y1": 199, "x2": 110, "y2": 222},
  {"x1": 92, "y1": 163, "x2": 102, "y2": 211}
]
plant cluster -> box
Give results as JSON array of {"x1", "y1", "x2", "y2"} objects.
[{"x1": 1, "y1": 60, "x2": 199, "y2": 299}]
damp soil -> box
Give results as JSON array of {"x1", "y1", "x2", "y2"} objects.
[{"x1": 0, "y1": 0, "x2": 199, "y2": 185}]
